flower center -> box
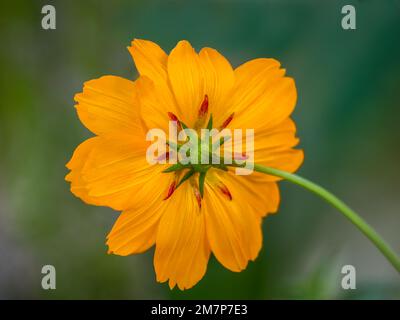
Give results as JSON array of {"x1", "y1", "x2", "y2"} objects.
[{"x1": 162, "y1": 95, "x2": 235, "y2": 208}]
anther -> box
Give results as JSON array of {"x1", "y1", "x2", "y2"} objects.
[
  {"x1": 194, "y1": 188, "x2": 202, "y2": 209},
  {"x1": 167, "y1": 112, "x2": 182, "y2": 131},
  {"x1": 156, "y1": 151, "x2": 170, "y2": 162},
  {"x1": 163, "y1": 181, "x2": 176, "y2": 200},
  {"x1": 218, "y1": 184, "x2": 232, "y2": 201},
  {"x1": 193, "y1": 95, "x2": 209, "y2": 130},
  {"x1": 190, "y1": 177, "x2": 202, "y2": 209},
  {"x1": 220, "y1": 112, "x2": 234, "y2": 129},
  {"x1": 198, "y1": 95, "x2": 209, "y2": 118},
  {"x1": 167, "y1": 112, "x2": 178, "y2": 121}
]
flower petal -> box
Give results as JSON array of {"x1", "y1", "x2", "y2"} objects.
[
  {"x1": 154, "y1": 184, "x2": 210, "y2": 290},
  {"x1": 198, "y1": 47, "x2": 234, "y2": 123},
  {"x1": 204, "y1": 178, "x2": 262, "y2": 272},
  {"x1": 136, "y1": 76, "x2": 173, "y2": 132},
  {"x1": 214, "y1": 170, "x2": 280, "y2": 217},
  {"x1": 242, "y1": 118, "x2": 303, "y2": 180},
  {"x1": 257, "y1": 148, "x2": 304, "y2": 176},
  {"x1": 74, "y1": 76, "x2": 143, "y2": 136},
  {"x1": 223, "y1": 58, "x2": 296, "y2": 132},
  {"x1": 128, "y1": 39, "x2": 168, "y2": 84},
  {"x1": 107, "y1": 199, "x2": 167, "y2": 256},
  {"x1": 65, "y1": 137, "x2": 103, "y2": 205},
  {"x1": 129, "y1": 40, "x2": 181, "y2": 131},
  {"x1": 253, "y1": 119, "x2": 303, "y2": 178},
  {"x1": 66, "y1": 134, "x2": 172, "y2": 211},
  {"x1": 168, "y1": 40, "x2": 205, "y2": 127}
]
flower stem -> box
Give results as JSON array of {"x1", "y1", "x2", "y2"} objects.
[{"x1": 253, "y1": 164, "x2": 400, "y2": 273}]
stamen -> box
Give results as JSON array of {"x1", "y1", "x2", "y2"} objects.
[
  {"x1": 194, "y1": 188, "x2": 202, "y2": 209},
  {"x1": 156, "y1": 151, "x2": 170, "y2": 162},
  {"x1": 190, "y1": 177, "x2": 202, "y2": 209},
  {"x1": 193, "y1": 95, "x2": 209, "y2": 130},
  {"x1": 198, "y1": 95, "x2": 209, "y2": 118},
  {"x1": 163, "y1": 181, "x2": 176, "y2": 200},
  {"x1": 220, "y1": 112, "x2": 234, "y2": 129},
  {"x1": 218, "y1": 183, "x2": 232, "y2": 201},
  {"x1": 167, "y1": 112, "x2": 178, "y2": 122},
  {"x1": 167, "y1": 112, "x2": 182, "y2": 131}
]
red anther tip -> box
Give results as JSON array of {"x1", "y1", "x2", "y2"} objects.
[
  {"x1": 167, "y1": 112, "x2": 178, "y2": 122},
  {"x1": 219, "y1": 185, "x2": 232, "y2": 200},
  {"x1": 194, "y1": 189, "x2": 202, "y2": 209},
  {"x1": 221, "y1": 112, "x2": 234, "y2": 129},
  {"x1": 167, "y1": 112, "x2": 182, "y2": 130},
  {"x1": 156, "y1": 151, "x2": 170, "y2": 162},
  {"x1": 198, "y1": 95, "x2": 209, "y2": 117},
  {"x1": 164, "y1": 181, "x2": 176, "y2": 200}
]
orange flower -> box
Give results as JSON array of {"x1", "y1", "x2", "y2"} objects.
[{"x1": 66, "y1": 39, "x2": 303, "y2": 290}]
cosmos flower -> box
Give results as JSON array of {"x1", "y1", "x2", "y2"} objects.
[{"x1": 65, "y1": 39, "x2": 303, "y2": 290}]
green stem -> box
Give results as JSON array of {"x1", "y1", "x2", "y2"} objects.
[{"x1": 253, "y1": 163, "x2": 400, "y2": 273}]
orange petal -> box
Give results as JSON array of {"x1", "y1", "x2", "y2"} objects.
[
  {"x1": 65, "y1": 137, "x2": 103, "y2": 205},
  {"x1": 136, "y1": 76, "x2": 174, "y2": 132},
  {"x1": 74, "y1": 76, "x2": 143, "y2": 136},
  {"x1": 213, "y1": 170, "x2": 280, "y2": 216},
  {"x1": 107, "y1": 199, "x2": 168, "y2": 256},
  {"x1": 203, "y1": 180, "x2": 262, "y2": 272},
  {"x1": 167, "y1": 40, "x2": 205, "y2": 127},
  {"x1": 154, "y1": 184, "x2": 210, "y2": 290},
  {"x1": 129, "y1": 39, "x2": 181, "y2": 131},
  {"x1": 128, "y1": 39, "x2": 168, "y2": 84},
  {"x1": 257, "y1": 148, "x2": 304, "y2": 177},
  {"x1": 254, "y1": 119, "x2": 304, "y2": 179},
  {"x1": 66, "y1": 134, "x2": 172, "y2": 211},
  {"x1": 225, "y1": 58, "x2": 296, "y2": 132},
  {"x1": 253, "y1": 118, "x2": 299, "y2": 149},
  {"x1": 231, "y1": 118, "x2": 303, "y2": 180},
  {"x1": 198, "y1": 47, "x2": 234, "y2": 124}
]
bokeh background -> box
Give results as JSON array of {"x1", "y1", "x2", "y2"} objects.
[{"x1": 0, "y1": 0, "x2": 399, "y2": 299}]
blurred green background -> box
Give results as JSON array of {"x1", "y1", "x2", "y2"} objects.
[{"x1": 0, "y1": 0, "x2": 399, "y2": 299}]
